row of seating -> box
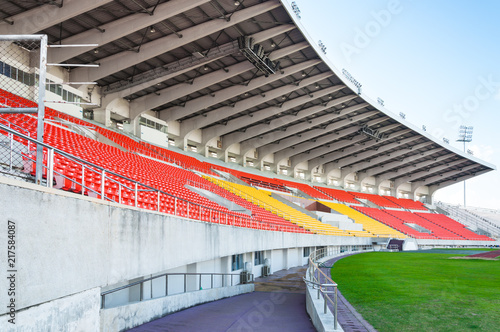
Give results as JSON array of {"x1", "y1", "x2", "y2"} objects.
[
  {"x1": 384, "y1": 196, "x2": 427, "y2": 210},
  {"x1": 385, "y1": 210, "x2": 464, "y2": 240},
  {"x1": 276, "y1": 179, "x2": 333, "y2": 200},
  {"x1": 233, "y1": 171, "x2": 290, "y2": 193},
  {"x1": 203, "y1": 176, "x2": 310, "y2": 234},
  {"x1": 0, "y1": 89, "x2": 491, "y2": 240},
  {"x1": 320, "y1": 202, "x2": 407, "y2": 238},
  {"x1": 2, "y1": 113, "x2": 299, "y2": 232},
  {"x1": 207, "y1": 179, "x2": 351, "y2": 236},
  {"x1": 415, "y1": 213, "x2": 493, "y2": 241},
  {"x1": 351, "y1": 192, "x2": 401, "y2": 209},
  {"x1": 314, "y1": 186, "x2": 360, "y2": 204},
  {"x1": 354, "y1": 206, "x2": 438, "y2": 239},
  {"x1": 354, "y1": 206, "x2": 494, "y2": 241}
]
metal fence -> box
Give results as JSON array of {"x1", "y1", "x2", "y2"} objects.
[
  {"x1": 0, "y1": 123, "x2": 306, "y2": 233},
  {"x1": 0, "y1": 34, "x2": 47, "y2": 186},
  {"x1": 303, "y1": 247, "x2": 340, "y2": 330},
  {"x1": 0, "y1": 37, "x2": 41, "y2": 109},
  {"x1": 101, "y1": 271, "x2": 254, "y2": 309},
  {"x1": 303, "y1": 246, "x2": 374, "y2": 330}
]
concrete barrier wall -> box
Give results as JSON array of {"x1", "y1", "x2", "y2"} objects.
[
  {"x1": 415, "y1": 238, "x2": 500, "y2": 247},
  {"x1": 305, "y1": 285, "x2": 341, "y2": 332},
  {"x1": 100, "y1": 284, "x2": 254, "y2": 332},
  {"x1": 0, "y1": 177, "x2": 371, "y2": 317},
  {"x1": 2, "y1": 288, "x2": 101, "y2": 332}
]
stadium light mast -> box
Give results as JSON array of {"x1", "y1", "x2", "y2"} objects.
[{"x1": 457, "y1": 125, "x2": 473, "y2": 207}]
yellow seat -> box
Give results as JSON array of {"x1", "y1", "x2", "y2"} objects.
[
  {"x1": 204, "y1": 176, "x2": 353, "y2": 236},
  {"x1": 319, "y1": 201, "x2": 407, "y2": 239}
]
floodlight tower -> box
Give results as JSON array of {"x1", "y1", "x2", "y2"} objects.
[{"x1": 457, "y1": 125, "x2": 473, "y2": 207}]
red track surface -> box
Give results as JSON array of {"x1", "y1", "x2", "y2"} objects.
[{"x1": 468, "y1": 250, "x2": 500, "y2": 258}]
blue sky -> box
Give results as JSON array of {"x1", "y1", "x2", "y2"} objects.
[{"x1": 295, "y1": 0, "x2": 500, "y2": 209}]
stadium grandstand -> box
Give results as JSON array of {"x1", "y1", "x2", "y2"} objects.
[{"x1": 0, "y1": 0, "x2": 498, "y2": 331}]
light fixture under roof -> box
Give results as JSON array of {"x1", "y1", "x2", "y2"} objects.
[
  {"x1": 192, "y1": 51, "x2": 205, "y2": 59},
  {"x1": 270, "y1": 41, "x2": 276, "y2": 48},
  {"x1": 203, "y1": 65, "x2": 209, "y2": 71},
  {"x1": 237, "y1": 36, "x2": 280, "y2": 76},
  {"x1": 234, "y1": 1, "x2": 240, "y2": 5},
  {"x1": 149, "y1": 26, "x2": 156, "y2": 33}
]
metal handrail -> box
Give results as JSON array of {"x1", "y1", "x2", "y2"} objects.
[
  {"x1": 217, "y1": 178, "x2": 311, "y2": 226},
  {"x1": 204, "y1": 176, "x2": 310, "y2": 234},
  {"x1": 0, "y1": 123, "x2": 305, "y2": 233},
  {"x1": 100, "y1": 271, "x2": 254, "y2": 309},
  {"x1": 304, "y1": 247, "x2": 340, "y2": 330}
]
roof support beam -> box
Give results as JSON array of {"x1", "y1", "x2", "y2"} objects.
[
  {"x1": 197, "y1": 73, "x2": 335, "y2": 143},
  {"x1": 275, "y1": 129, "x2": 362, "y2": 167},
  {"x1": 358, "y1": 147, "x2": 446, "y2": 182},
  {"x1": 427, "y1": 169, "x2": 492, "y2": 194},
  {"x1": 102, "y1": 24, "x2": 295, "y2": 104},
  {"x1": 70, "y1": 1, "x2": 281, "y2": 82},
  {"x1": 0, "y1": 0, "x2": 113, "y2": 35},
  {"x1": 163, "y1": 42, "x2": 311, "y2": 122},
  {"x1": 252, "y1": 109, "x2": 377, "y2": 160},
  {"x1": 392, "y1": 157, "x2": 463, "y2": 183},
  {"x1": 290, "y1": 136, "x2": 368, "y2": 170},
  {"x1": 289, "y1": 123, "x2": 401, "y2": 169},
  {"x1": 273, "y1": 115, "x2": 389, "y2": 166},
  {"x1": 324, "y1": 141, "x2": 434, "y2": 179},
  {"x1": 221, "y1": 91, "x2": 354, "y2": 150},
  {"x1": 48, "y1": 0, "x2": 210, "y2": 63},
  {"x1": 309, "y1": 130, "x2": 416, "y2": 171},
  {"x1": 393, "y1": 159, "x2": 467, "y2": 189},
  {"x1": 410, "y1": 164, "x2": 481, "y2": 190}
]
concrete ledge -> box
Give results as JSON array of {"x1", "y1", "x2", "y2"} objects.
[
  {"x1": 1, "y1": 288, "x2": 100, "y2": 332},
  {"x1": 305, "y1": 284, "x2": 342, "y2": 332},
  {"x1": 100, "y1": 284, "x2": 254, "y2": 332},
  {"x1": 415, "y1": 239, "x2": 500, "y2": 247}
]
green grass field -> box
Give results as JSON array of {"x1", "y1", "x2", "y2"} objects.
[{"x1": 331, "y1": 251, "x2": 500, "y2": 332}]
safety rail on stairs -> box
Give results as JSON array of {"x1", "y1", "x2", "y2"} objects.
[
  {"x1": 303, "y1": 247, "x2": 339, "y2": 330},
  {"x1": 100, "y1": 271, "x2": 254, "y2": 309}
]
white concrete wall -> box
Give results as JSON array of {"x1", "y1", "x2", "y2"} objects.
[
  {"x1": 0, "y1": 177, "x2": 374, "y2": 330},
  {"x1": 106, "y1": 98, "x2": 130, "y2": 120},
  {"x1": 227, "y1": 143, "x2": 240, "y2": 155},
  {"x1": 186, "y1": 129, "x2": 202, "y2": 144},
  {"x1": 139, "y1": 125, "x2": 168, "y2": 148},
  {"x1": 306, "y1": 285, "x2": 341, "y2": 332},
  {"x1": 2, "y1": 288, "x2": 101, "y2": 332},
  {"x1": 45, "y1": 90, "x2": 83, "y2": 119},
  {"x1": 414, "y1": 238, "x2": 499, "y2": 247},
  {"x1": 0, "y1": 177, "x2": 372, "y2": 313},
  {"x1": 100, "y1": 284, "x2": 254, "y2": 332},
  {"x1": 167, "y1": 121, "x2": 180, "y2": 136}
]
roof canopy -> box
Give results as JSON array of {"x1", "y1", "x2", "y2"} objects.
[{"x1": 1, "y1": 0, "x2": 495, "y2": 193}]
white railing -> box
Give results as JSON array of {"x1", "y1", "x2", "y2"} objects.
[
  {"x1": 0, "y1": 123, "x2": 308, "y2": 234},
  {"x1": 303, "y1": 247, "x2": 339, "y2": 330},
  {"x1": 101, "y1": 271, "x2": 254, "y2": 309}
]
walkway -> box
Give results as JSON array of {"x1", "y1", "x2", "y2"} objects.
[{"x1": 127, "y1": 254, "x2": 376, "y2": 332}]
